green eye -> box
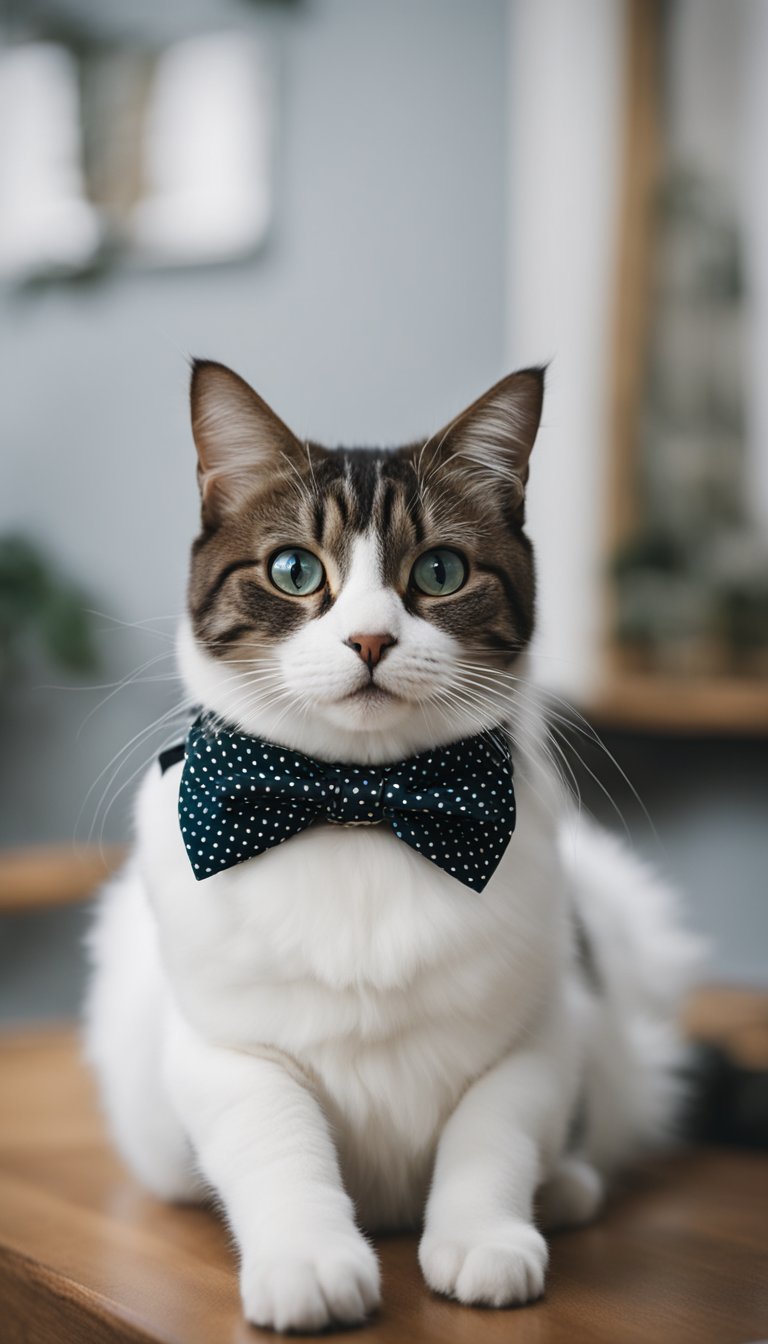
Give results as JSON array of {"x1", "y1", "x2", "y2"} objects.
[
  {"x1": 411, "y1": 548, "x2": 467, "y2": 597},
  {"x1": 269, "y1": 548, "x2": 325, "y2": 596}
]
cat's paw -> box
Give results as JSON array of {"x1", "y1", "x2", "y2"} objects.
[
  {"x1": 538, "y1": 1156, "x2": 604, "y2": 1230},
  {"x1": 419, "y1": 1221, "x2": 548, "y2": 1307},
  {"x1": 240, "y1": 1235, "x2": 380, "y2": 1333}
]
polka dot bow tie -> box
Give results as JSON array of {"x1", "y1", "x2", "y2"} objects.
[{"x1": 162, "y1": 715, "x2": 516, "y2": 893}]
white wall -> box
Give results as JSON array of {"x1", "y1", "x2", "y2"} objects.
[
  {"x1": 0, "y1": 0, "x2": 510, "y2": 845},
  {"x1": 506, "y1": 0, "x2": 626, "y2": 699}
]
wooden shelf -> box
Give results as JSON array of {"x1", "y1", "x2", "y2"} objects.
[
  {"x1": 0, "y1": 846, "x2": 127, "y2": 915},
  {"x1": 684, "y1": 983, "x2": 768, "y2": 1070},
  {"x1": 584, "y1": 673, "x2": 768, "y2": 735}
]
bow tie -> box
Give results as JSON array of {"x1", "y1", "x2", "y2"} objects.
[{"x1": 162, "y1": 715, "x2": 516, "y2": 893}]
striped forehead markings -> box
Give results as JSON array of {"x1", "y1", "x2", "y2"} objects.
[
  {"x1": 343, "y1": 449, "x2": 382, "y2": 522},
  {"x1": 333, "y1": 451, "x2": 425, "y2": 543},
  {"x1": 379, "y1": 478, "x2": 396, "y2": 536}
]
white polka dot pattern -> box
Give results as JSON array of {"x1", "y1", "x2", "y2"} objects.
[{"x1": 173, "y1": 716, "x2": 516, "y2": 893}]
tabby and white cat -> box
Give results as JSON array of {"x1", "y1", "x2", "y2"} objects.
[{"x1": 85, "y1": 362, "x2": 698, "y2": 1332}]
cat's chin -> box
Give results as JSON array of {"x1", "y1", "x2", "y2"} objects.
[{"x1": 320, "y1": 685, "x2": 410, "y2": 732}]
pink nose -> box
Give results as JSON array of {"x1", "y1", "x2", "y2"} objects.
[{"x1": 345, "y1": 632, "x2": 396, "y2": 669}]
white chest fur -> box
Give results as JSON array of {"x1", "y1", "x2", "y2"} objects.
[{"x1": 137, "y1": 754, "x2": 567, "y2": 1224}]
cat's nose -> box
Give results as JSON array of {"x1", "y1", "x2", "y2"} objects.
[{"x1": 345, "y1": 632, "x2": 397, "y2": 669}]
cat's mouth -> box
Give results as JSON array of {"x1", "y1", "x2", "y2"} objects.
[{"x1": 344, "y1": 682, "x2": 399, "y2": 705}]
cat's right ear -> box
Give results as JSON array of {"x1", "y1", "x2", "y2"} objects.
[{"x1": 190, "y1": 360, "x2": 302, "y2": 525}]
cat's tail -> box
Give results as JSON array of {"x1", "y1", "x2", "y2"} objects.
[{"x1": 559, "y1": 816, "x2": 706, "y2": 1176}]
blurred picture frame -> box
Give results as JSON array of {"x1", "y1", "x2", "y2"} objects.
[{"x1": 0, "y1": 29, "x2": 274, "y2": 281}]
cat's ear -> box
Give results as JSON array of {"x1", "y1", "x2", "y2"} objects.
[
  {"x1": 432, "y1": 367, "x2": 545, "y2": 511},
  {"x1": 190, "y1": 360, "x2": 303, "y2": 524}
]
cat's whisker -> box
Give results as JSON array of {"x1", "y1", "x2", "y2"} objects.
[
  {"x1": 82, "y1": 697, "x2": 193, "y2": 829},
  {"x1": 198, "y1": 680, "x2": 293, "y2": 727},
  {"x1": 207, "y1": 657, "x2": 279, "y2": 667},
  {"x1": 85, "y1": 608, "x2": 184, "y2": 641},
  {"x1": 278, "y1": 449, "x2": 316, "y2": 513},
  {"x1": 84, "y1": 698, "x2": 194, "y2": 848},
  {"x1": 432, "y1": 679, "x2": 569, "y2": 826},
  {"x1": 94, "y1": 715, "x2": 195, "y2": 853},
  {"x1": 452, "y1": 660, "x2": 652, "y2": 839},
  {"x1": 444, "y1": 698, "x2": 563, "y2": 827},
  {"x1": 451, "y1": 669, "x2": 589, "y2": 816},
  {"x1": 544, "y1": 720, "x2": 636, "y2": 839},
  {"x1": 303, "y1": 442, "x2": 319, "y2": 496},
  {"x1": 216, "y1": 672, "x2": 286, "y2": 691},
  {"x1": 75, "y1": 649, "x2": 181, "y2": 741},
  {"x1": 39, "y1": 657, "x2": 180, "y2": 696}
]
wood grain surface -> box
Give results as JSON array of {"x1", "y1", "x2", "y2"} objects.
[
  {"x1": 585, "y1": 672, "x2": 768, "y2": 736},
  {"x1": 0, "y1": 1028, "x2": 766, "y2": 1344}
]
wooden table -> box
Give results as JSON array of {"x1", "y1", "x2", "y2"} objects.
[{"x1": 0, "y1": 1029, "x2": 766, "y2": 1344}]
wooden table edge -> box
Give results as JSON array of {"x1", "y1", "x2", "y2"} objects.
[{"x1": 0, "y1": 1238, "x2": 161, "y2": 1344}]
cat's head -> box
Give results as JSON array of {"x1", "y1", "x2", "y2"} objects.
[{"x1": 179, "y1": 360, "x2": 543, "y2": 763}]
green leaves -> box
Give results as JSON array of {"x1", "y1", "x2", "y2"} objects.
[{"x1": 0, "y1": 534, "x2": 98, "y2": 685}]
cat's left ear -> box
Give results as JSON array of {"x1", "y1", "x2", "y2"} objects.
[
  {"x1": 190, "y1": 359, "x2": 304, "y2": 526},
  {"x1": 431, "y1": 367, "x2": 545, "y2": 512}
]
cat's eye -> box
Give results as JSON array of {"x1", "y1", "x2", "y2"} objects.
[
  {"x1": 269, "y1": 548, "x2": 325, "y2": 596},
  {"x1": 410, "y1": 548, "x2": 467, "y2": 597}
]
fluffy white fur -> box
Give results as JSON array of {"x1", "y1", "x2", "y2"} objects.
[{"x1": 85, "y1": 533, "x2": 700, "y2": 1332}]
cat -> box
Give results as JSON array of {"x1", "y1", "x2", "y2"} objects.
[{"x1": 84, "y1": 360, "x2": 700, "y2": 1333}]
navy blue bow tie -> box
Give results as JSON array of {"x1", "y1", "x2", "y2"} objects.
[{"x1": 161, "y1": 715, "x2": 516, "y2": 892}]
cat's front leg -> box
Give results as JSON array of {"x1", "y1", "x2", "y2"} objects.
[
  {"x1": 165, "y1": 1013, "x2": 379, "y2": 1333},
  {"x1": 419, "y1": 1034, "x2": 573, "y2": 1308}
]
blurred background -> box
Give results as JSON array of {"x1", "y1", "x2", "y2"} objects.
[{"x1": 1, "y1": 0, "x2": 766, "y2": 1021}]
